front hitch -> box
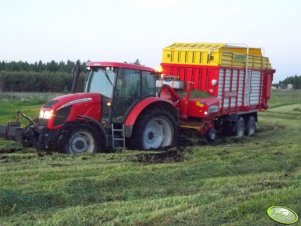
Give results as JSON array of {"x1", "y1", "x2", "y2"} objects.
[
  {"x1": 0, "y1": 121, "x2": 24, "y2": 142},
  {"x1": 0, "y1": 111, "x2": 36, "y2": 144}
]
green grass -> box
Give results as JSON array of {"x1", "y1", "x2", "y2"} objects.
[
  {"x1": 1, "y1": 90, "x2": 301, "y2": 225},
  {"x1": 0, "y1": 92, "x2": 62, "y2": 124}
]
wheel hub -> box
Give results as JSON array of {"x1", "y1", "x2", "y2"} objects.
[
  {"x1": 69, "y1": 131, "x2": 95, "y2": 154},
  {"x1": 143, "y1": 117, "x2": 172, "y2": 149},
  {"x1": 74, "y1": 138, "x2": 86, "y2": 150},
  {"x1": 144, "y1": 121, "x2": 164, "y2": 149},
  {"x1": 148, "y1": 132, "x2": 154, "y2": 140}
]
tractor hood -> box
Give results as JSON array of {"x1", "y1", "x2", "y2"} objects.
[
  {"x1": 43, "y1": 93, "x2": 101, "y2": 109},
  {"x1": 39, "y1": 93, "x2": 102, "y2": 129}
]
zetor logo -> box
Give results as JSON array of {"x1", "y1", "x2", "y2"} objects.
[{"x1": 267, "y1": 206, "x2": 299, "y2": 224}]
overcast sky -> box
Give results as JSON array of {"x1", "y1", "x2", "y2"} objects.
[{"x1": 0, "y1": 0, "x2": 300, "y2": 82}]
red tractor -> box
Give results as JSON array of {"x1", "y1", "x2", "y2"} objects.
[{"x1": 0, "y1": 62, "x2": 181, "y2": 154}]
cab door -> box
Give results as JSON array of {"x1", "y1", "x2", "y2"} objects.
[{"x1": 112, "y1": 69, "x2": 141, "y2": 123}]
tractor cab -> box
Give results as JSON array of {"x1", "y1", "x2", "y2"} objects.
[{"x1": 85, "y1": 62, "x2": 157, "y2": 124}]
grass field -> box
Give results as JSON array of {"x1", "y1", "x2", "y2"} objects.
[{"x1": 0, "y1": 90, "x2": 301, "y2": 226}]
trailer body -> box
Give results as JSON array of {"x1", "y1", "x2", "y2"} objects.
[
  {"x1": 161, "y1": 43, "x2": 274, "y2": 114},
  {"x1": 160, "y1": 42, "x2": 275, "y2": 137}
]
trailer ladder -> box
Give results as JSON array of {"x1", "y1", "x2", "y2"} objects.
[{"x1": 111, "y1": 123, "x2": 126, "y2": 149}]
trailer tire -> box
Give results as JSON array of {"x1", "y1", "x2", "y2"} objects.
[
  {"x1": 205, "y1": 128, "x2": 216, "y2": 143},
  {"x1": 245, "y1": 116, "x2": 256, "y2": 136},
  {"x1": 130, "y1": 107, "x2": 178, "y2": 150},
  {"x1": 64, "y1": 124, "x2": 100, "y2": 154},
  {"x1": 234, "y1": 117, "x2": 245, "y2": 138}
]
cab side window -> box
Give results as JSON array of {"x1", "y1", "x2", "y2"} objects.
[
  {"x1": 141, "y1": 71, "x2": 156, "y2": 96},
  {"x1": 116, "y1": 69, "x2": 141, "y2": 99}
]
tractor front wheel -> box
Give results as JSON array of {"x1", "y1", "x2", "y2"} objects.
[
  {"x1": 64, "y1": 125, "x2": 99, "y2": 154},
  {"x1": 131, "y1": 107, "x2": 178, "y2": 150}
]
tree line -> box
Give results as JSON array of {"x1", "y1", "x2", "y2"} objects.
[
  {"x1": 0, "y1": 60, "x2": 85, "y2": 92},
  {"x1": 0, "y1": 60, "x2": 78, "y2": 73},
  {"x1": 278, "y1": 75, "x2": 301, "y2": 89}
]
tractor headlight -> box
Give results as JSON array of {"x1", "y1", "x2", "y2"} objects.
[{"x1": 39, "y1": 110, "x2": 54, "y2": 119}]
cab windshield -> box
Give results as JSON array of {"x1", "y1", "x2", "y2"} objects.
[{"x1": 85, "y1": 67, "x2": 117, "y2": 98}]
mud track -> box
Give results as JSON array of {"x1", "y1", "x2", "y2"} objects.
[{"x1": 0, "y1": 124, "x2": 282, "y2": 157}]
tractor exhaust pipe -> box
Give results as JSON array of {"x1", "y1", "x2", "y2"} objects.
[{"x1": 71, "y1": 60, "x2": 81, "y2": 93}]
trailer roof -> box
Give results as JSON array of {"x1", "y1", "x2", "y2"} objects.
[{"x1": 165, "y1": 42, "x2": 263, "y2": 56}]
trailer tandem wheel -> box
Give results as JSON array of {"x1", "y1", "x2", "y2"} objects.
[
  {"x1": 234, "y1": 117, "x2": 245, "y2": 138},
  {"x1": 246, "y1": 116, "x2": 256, "y2": 136}
]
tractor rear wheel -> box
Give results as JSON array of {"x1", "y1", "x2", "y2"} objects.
[
  {"x1": 131, "y1": 107, "x2": 178, "y2": 150},
  {"x1": 64, "y1": 125, "x2": 99, "y2": 154}
]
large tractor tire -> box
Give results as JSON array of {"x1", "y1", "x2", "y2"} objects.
[
  {"x1": 234, "y1": 117, "x2": 245, "y2": 138},
  {"x1": 64, "y1": 124, "x2": 100, "y2": 154},
  {"x1": 130, "y1": 107, "x2": 178, "y2": 150},
  {"x1": 245, "y1": 116, "x2": 256, "y2": 136}
]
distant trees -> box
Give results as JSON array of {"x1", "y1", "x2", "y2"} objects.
[
  {"x1": 133, "y1": 59, "x2": 141, "y2": 65},
  {"x1": 123, "y1": 59, "x2": 143, "y2": 66},
  {"x1": 279, "y1": 75, "x2": 301, "y2": 89},
  {"x1": 0, "y1": 71, "x2": 73, "y2": 92},
  {"x1": 0, "y1": 60, "x2": 76, "y2": 73},
  {"x1": 0, "y1": 60, "x2": 86, "y2": 92}
]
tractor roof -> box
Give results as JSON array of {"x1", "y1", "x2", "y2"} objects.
[{"x1": 87, "y1": 61, "x2": 155, "y2": 72}]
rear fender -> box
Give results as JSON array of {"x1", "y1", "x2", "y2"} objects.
[{"x1": 124, "y1": 97, "x2": 178, "y2": 137}]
